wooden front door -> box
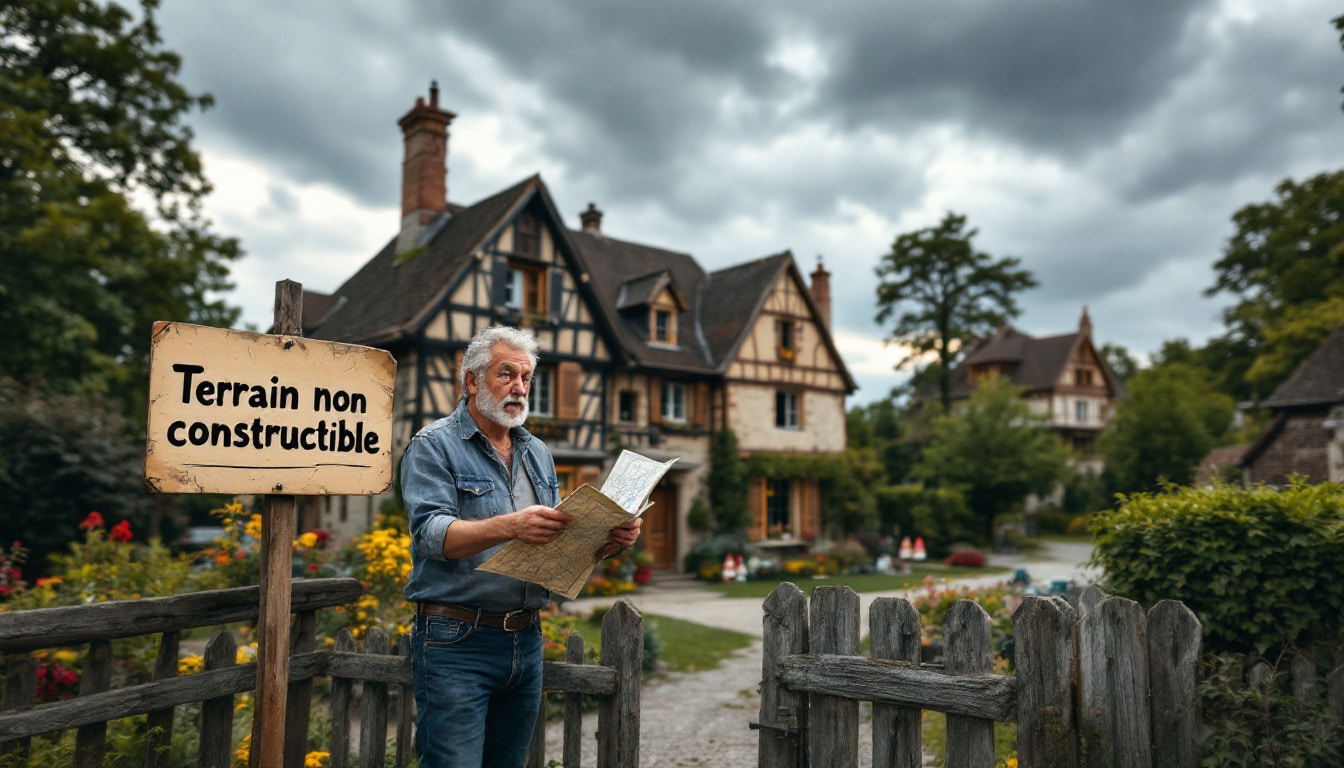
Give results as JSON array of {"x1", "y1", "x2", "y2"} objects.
[{"x1": 645, "y1": 483, "x2": 678, "y2": 570}]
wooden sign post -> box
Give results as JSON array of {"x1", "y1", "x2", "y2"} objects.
[{"x1": 144, "y1": 280, "x2": 395, "y2": 768}]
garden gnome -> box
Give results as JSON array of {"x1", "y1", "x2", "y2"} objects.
[
  {"x1": 721, "y1": 553, "x2": 736, "y2": 582},
  {"x1": 735, "y1": 554, "x2": 747, "y2": 582},
  {"x1": 913, "y1": 537, "x2": 927, "y2": 562},
  {"x1": 898, "y1": 536, "x2": 913, "y2": 560}
]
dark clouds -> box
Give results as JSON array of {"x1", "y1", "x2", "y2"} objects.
[{"x1": 157, "y1": 0, "x2": 1344, "y2": 401}]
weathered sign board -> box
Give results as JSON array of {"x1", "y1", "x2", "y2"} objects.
[{"x1": 144, "y1": 321, "x2": 397, "y2": 495}]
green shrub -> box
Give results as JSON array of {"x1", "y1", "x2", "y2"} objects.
[
  {"x1": 1090, "y1": 482, "x2": 1344, "y2": 655},
  {"x1": 1032, "y1": 507, "x2": 1072, "y2": 535},
  {"x1": 1202, "y1": 652, "x2": 1344, "y2": 767},
  {"x1": 887, "y1": 484, "x2": 977, "y2": 558}
]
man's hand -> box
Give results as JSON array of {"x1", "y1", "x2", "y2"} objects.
[
  {"x1": 510, "y1": 505, "x2": 572, "y2": 545},
  {"x1": 596, "y1": 517, "x2": 643, "y2": 560}
]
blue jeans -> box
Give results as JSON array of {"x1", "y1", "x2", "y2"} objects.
[{"x1": 411, "y1": 612, "x2": 544, "y2": 768}]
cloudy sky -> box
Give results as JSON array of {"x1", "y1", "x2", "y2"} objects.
[{"x1": 157, "y1": 0, "x2": 1344, "y2": 404}]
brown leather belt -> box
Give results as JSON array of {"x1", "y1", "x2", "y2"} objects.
[{"x1": 416, "y1": 602, "x2": 538, "y2": 632}]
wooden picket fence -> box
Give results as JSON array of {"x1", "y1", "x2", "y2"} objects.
[
  {"x1": 759, "y1": 582, "x2": 1221, "y2": 768},
  {"x1": 0, "y1": 579, "x2": 642, "y2": 768}
]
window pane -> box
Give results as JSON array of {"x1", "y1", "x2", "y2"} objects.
[
  {"x1": 618, "y1": 391, "x2": 636, "y2": 423},
  {"x1": 662, "y1": 382, "x2": 685, "y2": 421},
  {"x1": 504, "y1": 268, "x2": 524, "y2": 309},
  {"x1": 766, "y1": 479, "x2": 791, "y2": 534},
  {"x1": 530, "y1": 369, "x2": 553, "y2": 415}
]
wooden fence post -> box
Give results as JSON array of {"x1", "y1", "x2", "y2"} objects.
[
  {"x1": 1079, "y1": 597, "x2": 1151, "y2": 768},
  {"x1": 1015, "y1": 595, "x2": 1078, "y2": 768},
  {"x1": 360, "y1": 628, "x2": 391, "y2": 768},
  {"x1": 73, "y1": 639, "x2": 113, "y2": 768},
  {"x1": 144, "y1": 629, "x2": 180, "y2": 768},
  {"x1": 944, "y1": 600, "x2": 994, "y2": 768},
  {"x1": 1, "y1": 656, "x2": 37, "y2": 759},
  {"x1": 759, "y1": 583, "x2": 808, "y2": 768},
  {"x1": 810, "y1": 585, "x2": 860, "y2": 768},
  {"x1": 1148, "y1": 600, "x2": 1201, "y2": 768},
  {"x1": 564, "y1": 632, "x2": 585, "y2": 768},
  {"x1": 329, "y1": 629, "x2": 356, "y2": 768},
  {"x1": 597, "y1": 599, "x2": 641, "y2": 768},
  {"x1": 396, "y1": 633, "x2": 414, "y2": 768},
  {"x1": 869, "y1": 597, "x2": 922, "y2": 768},
  {"x1": 200, "y1": 630, "x2": 238, "y2": 768}
]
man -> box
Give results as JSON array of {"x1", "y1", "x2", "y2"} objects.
[{"x1": 401, "y1": 325, "x2": 641, "y2": 767}]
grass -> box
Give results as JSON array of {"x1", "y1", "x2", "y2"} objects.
[
  {"x1": 703, "y1": 564, "x2": 1011, "y2": 599},
  {"x1": 643, "y1": 613, "x2": 755, "y2": 674}
]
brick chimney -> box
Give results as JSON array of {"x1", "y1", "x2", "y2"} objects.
[
  {"x1": 810, "y1": 256, "x2": 831, "y2": 328},
  {"x1": 580, "y1": 202, "x2": 603, "y2": 235},
  {"x1": 397, "y1": 81, "x2": 455, "y2": 254}
]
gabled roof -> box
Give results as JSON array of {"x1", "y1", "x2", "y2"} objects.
[
  {"x1": 1259, "y1": 324, "x2": 1344, "y2": 409},
  {"x1": 309, "y1": 177, "x2": 538, "y2": 345},
  {"x1": 616, "y1": 270, "x2": 686, "y2": 312},
  {"x1": 948, "y1": 317, "x2": 1117, "y2": 400}
]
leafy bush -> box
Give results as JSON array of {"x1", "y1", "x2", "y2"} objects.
[
  {"x1": 944, "y1": 549, "x2": 986, "y2": 567},
  {"x1": 1090, "y1": 482, "x2": 1344, "y2": 654},
  {"x1": 824, "y1": 540, "x2": 872, "y2": 573},
  {"x1": 1031, "y1": 508, "x2": 1072, "y2": 535},
  {"x1": 683, "y1": 532, "x2": 751, "y2": 580},
  {"x1": 1065, "y1": 513, "x2": 1094, "y2": 537},
  {"x1": 881, "y1": 484, "x2": 978, "y2": 558},
  {"x1": 1202, "y1": 652, "x2": 1344, "y2": 767}
]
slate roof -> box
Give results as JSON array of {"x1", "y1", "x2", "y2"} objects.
[
  {"x1": 1259, "y1": 325, "x2": 1344, "y2": 409},
  {"x1": 949, "y1": 327, "x2": 1086, "y2": 398},
  {"x1": 303, "y1": 172, "x2": 855, "y2": 392},
  {"x1": 307, "y1": 177, "x2": 536, "y2": 345}
]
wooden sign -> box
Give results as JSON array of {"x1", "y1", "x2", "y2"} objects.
[{"x1": 144, "y1": 321, "x2": 396, "y2": 495}]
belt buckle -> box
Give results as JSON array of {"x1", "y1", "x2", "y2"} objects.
[{"x1": 502, "y1": 609, "x2": 532, "y2": 632}]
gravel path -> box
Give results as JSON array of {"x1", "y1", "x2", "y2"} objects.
[{"x1": 550, "y1": 540, "x2": 1096, "y2": 765}]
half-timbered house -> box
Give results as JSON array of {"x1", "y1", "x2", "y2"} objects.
[{"x1": 300, "y1": 86, "x2": 856, "y2": 570}]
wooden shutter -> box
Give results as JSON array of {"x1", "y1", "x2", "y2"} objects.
[
  {"x1": 649, "y1": 380, "x2": 662, "y2": 425},
  {"x1": 557, "y1": 361, "x2": 581, "y2": 420},
  {"x1": 578, "y1": 466, "x2": 600, "y2": 489},
  {"x1": 802, "y1": 479, "x2": 822, "y2": 539},
  {"x1": 747, "y1": 477, "x2": 765, "y2": 542},
  {"x1": 693, "y1": 382, "x2": 710, "y2": 428}
]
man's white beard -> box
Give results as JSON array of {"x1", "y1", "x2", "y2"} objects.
[{"x1": 476, "y1": 386, "x2": 529, "y2": 429}]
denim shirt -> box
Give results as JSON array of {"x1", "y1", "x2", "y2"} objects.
[{"x1": 400, "y1": 399, "x2": 559, "y2": 612}]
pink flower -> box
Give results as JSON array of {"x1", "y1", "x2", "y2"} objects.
[
  {"x1": 80, "y1": 511, "x2": 104, "y2": 530},
  {"x1": 109, "y1": 521, "x2": 132, "y2": 543}
]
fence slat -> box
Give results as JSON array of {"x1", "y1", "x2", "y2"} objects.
[
  {"x1": 144, "y1": 629, "x2": 180, "y2": 768},
  {"x1": 597, "y1": 600, "x2": 642, "y2": 768},
  {"x1": 810, "y1": 586, "x2": 860, "y2": 768},
  {"x1": 359, "y1": 629, "x2": 390, "y2": 768},
  {"x1": 284, "y1": 612, "x2": 317, "y2": 768},
  {"x1": 201, "y1": 630, "x2": 237, "y2": 768},
  {"x1": 944, "y1": 600, "x2": 995, "y2": 768},
  {"x1": 564, "y1": 632, "x2": 585, "y2": 768},
  {"x1": 1148, "y1": 600, "x2": 1201, "y2": 768},
  {"x1": 760, "y1": 583, "x2": 808, "y2": 768},
  {"x1": 1079, "y1": 597, "x2": 1151, "y2": 768},
  {"x1": 395, "y1": 633, "x2": 413, "y2": 768},
  {"x1": 870, "y1": 597, "x2": 921, "y2": 768},
  {"x1": 1291, "y1": 652, "x2": 1316, "y2": 706},
  {"x1": 74, "y1": 639, "x2": 113, "y2": 768},
  {"x1": 1015, "y1": 596, "x2": 1078, "y2": 768},
  {"x1": 2, "y1": 655, "x2": 37, "y2": 761},
  {"x1": 329, "y1": 629, "x2": 356, "y2": 768},
  {"x1": 1078, "y1": 586, "x2": 1106, "y2": 621}
]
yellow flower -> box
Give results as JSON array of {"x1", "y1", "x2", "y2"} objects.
[
  {"x1": 244, "y1": 514, "x2": 263, "y2": 540},
  {"x1": 178, "y1": 655, "x2": 204, "y2": 675},
  {"x1": 295, "y1": 532, "x2": 318, "y2": 550},
  {"x1": 304, "y1": 751, "x2": 330, "y2": 767}
]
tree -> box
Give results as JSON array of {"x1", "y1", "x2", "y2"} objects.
[
  {"x1": 874, "y1": 212, "x2": 1038, "y2": 412},
  {"x1": 1098, "y1": 362, "x2": 1235, "y2": 494},
  {"x1": 1205, "y1": 171, "x2": 1344, "y2": 401},
  {"x1": 708, "y1": 428, "x2": 748, "y2": 534},
  {"x1": 0, "y1": 0, "x2": 240, "y2": 412},
  {"x1": 915, "y1": 378, "x2": 1070, "y2": 545},
  {"x1": 1099, "y1": 342, "x2": 1138, "y2": 383},
  {"x1": 846, "y1": 399, "x2": 918, "y2": 484},
  {"x1": 0, "y1": 379, "x2": 149, "y2": 578}
]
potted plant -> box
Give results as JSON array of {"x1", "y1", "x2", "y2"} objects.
[{"x1": 632, "y1": 547, "x2": 655, "y2": 585}]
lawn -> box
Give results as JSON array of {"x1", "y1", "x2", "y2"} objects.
[
  {"x1": 645, "y1": 614, "x2": 755, "y2": 673},
  {"x1": 703, "y1": 564, "x2": 1011, "y2": 599}
]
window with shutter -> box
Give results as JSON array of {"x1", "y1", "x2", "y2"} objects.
[{"x1": 557, "y1": 361, "x2": 581, "y2": 420}]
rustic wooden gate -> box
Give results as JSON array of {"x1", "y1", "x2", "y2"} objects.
[{"x1": 756, "y1": 583, "x2": 1207, "y2": 768}]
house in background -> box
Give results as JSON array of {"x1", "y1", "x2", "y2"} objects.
[
  {"x1": 300, "y1": 85, "x2": 856, "y2": 570},
  {"x1": 946, "y1": 308, "x2": 1122, "y2": 472},
  {"x1": 1239, "y1": 324, "x2": 1344, "y2": 486}
]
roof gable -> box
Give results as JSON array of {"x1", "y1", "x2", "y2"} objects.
[{"x1": 1260, "y1": 324, "x2": 1344, "y2": 409}]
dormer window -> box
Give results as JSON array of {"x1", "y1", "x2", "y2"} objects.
[{"x1": 653, "y1": 309, "x2": 673, "y2": 343}]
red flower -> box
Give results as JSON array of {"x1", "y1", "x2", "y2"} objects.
[
  {"x1": 80, "y1": 511, "x2": 104, "y2": 530},
  {"x1": 305, "y1": 563, "x2": 320, "y2": 574},
  {"x1": 109, "y1": 521, "x2": 132, "y2": 543}
]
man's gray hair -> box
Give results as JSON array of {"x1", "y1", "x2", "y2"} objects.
[{"x1": 459, "y1": 326, "x2": 540, "y2": 396}]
